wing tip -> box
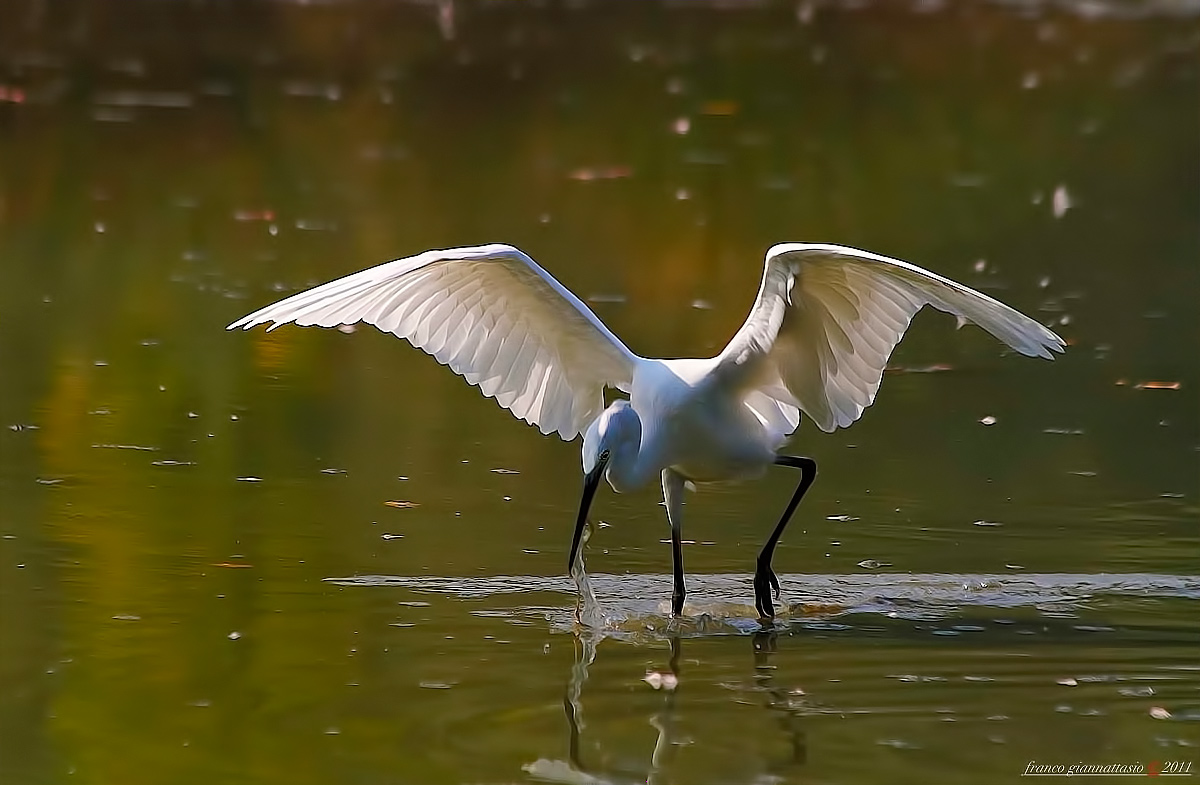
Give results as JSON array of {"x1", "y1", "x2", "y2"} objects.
[
  {"x1": 225, "y1": 316, "x2": 289, "y2": 332},
  {"x1": 1037, "y1": 326, "x2": 1067, "y2": 359},
  {"x1": 1015, "y1": 340, "x2": 1063, "y2": 361}
]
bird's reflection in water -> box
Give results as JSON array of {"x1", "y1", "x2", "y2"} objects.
[
  {"x1": 524, "y1": 631, "x2": 807, "y2": 784},
  {"x1": 753, "y1": 630, "x2": 807, "y2": 770}
]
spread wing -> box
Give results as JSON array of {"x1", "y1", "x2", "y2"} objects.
[
  {"x1": 716, "y1": 243, "x2": 1064, "y2": 433},
  {"x1": 228, "y1": 243, "x2": 639, "y2": 440}
]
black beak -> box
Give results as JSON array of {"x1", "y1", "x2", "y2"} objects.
[{"x1": 568, "y1": 451, "x2": 609, "y2": 575}]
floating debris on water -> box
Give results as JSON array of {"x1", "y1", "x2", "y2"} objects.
[
  {"x1": 701, "y1": 99, "x2": 738, "y2": 116},
  {"x1": 94, "y1": 90, "x2": 193, "y2": 109},
  {"x1": 233, "y1": 209, "x2": 275, "y2": 222},
  {"x1": 586, "y1": 293, "x2": 627, "y2": 304},
  {"x1": 877, "y1": 738, "x2": 921, "y2": 749},
  {"x1": 1052, "y1": 184, "x2": 1073, "y2": 218},
  {"x1": 385, "y1": 500, "x2": 419, "y2": 508},
  {"x1": 0, "y1": 85, "x2": 26, "y2": 103},
  {"x1": 643, "y1": 671, "x2": 678, "y2": 691},
  {"x1": 567, "y1": 166, "x2": 632, "y2": 181}
]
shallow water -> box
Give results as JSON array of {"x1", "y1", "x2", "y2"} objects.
[{"x1": 2, "y1": 1, "x2": 1198, "y2": 783}]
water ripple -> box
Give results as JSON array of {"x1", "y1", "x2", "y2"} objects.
[{"x1": 326, "y1": 572, "x2": 1200, "y2": 638}]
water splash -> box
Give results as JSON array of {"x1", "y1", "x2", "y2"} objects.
[
  {"x1": 327, "y1": 572, "x2": 1200, "y2": 640},
  {"x1": 571, "y1": 520, "x2": 606, "y2": 629}
]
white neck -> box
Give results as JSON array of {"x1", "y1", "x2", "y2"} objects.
[
  {"x1": 604, "y1": 436, "x2": 657, "y2": 493},
  {"x1": 582, "y1": 400, "x2": 658, "y2": 493}
]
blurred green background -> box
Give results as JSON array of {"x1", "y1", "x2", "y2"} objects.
[{"x1": 1, "y1": 1, "x2": 1197, "y2": 783}]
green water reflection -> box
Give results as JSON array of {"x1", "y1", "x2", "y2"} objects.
[{"x1": 1, "y1": 2, "x2": 1197, "y2": 784}]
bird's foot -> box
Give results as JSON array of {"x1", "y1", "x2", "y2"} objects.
[{"x1": 753, "y1": 563, "x2": 781, "y2": 619}]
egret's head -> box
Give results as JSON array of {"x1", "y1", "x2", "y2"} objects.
[
  {"x1": 582, "y1": 399, "x2": 642, "y2": 475},
  {"x1": 570, "y1": 400, "x2": 642, "y2": 577}
]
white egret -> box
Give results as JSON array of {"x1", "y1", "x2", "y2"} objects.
[{"x1": 228, "y1": 243, "x2": 1063, "y2": 619}]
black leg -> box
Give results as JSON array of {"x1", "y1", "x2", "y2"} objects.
[
  {"x1": 662, "y1": 469, "x2": 687, "y2": 617},
  {"x1": 671, "y1": 522, "x2": 685, "y2": 616},
  {"x1": 754, "y1": 456, "x2": 817, "y2": 619}
]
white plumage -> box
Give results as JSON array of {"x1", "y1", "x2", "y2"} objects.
[
  {"x1": 229, "y1": 244, "x2": 636, "y2": 439},
  {"x1": 716, "y1": 243, "x2": 1061, "y2": 433},
  {"x1": 229, "y1": 242, "x2": 1063, "y2": 620}
]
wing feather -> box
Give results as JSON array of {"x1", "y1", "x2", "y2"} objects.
[
  {"x1": 228, "y1": 244, "x2": 638, "y2": 440},
  {"x1": 717, "y1": 243, "x2": 1064, "y2": 433}
]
